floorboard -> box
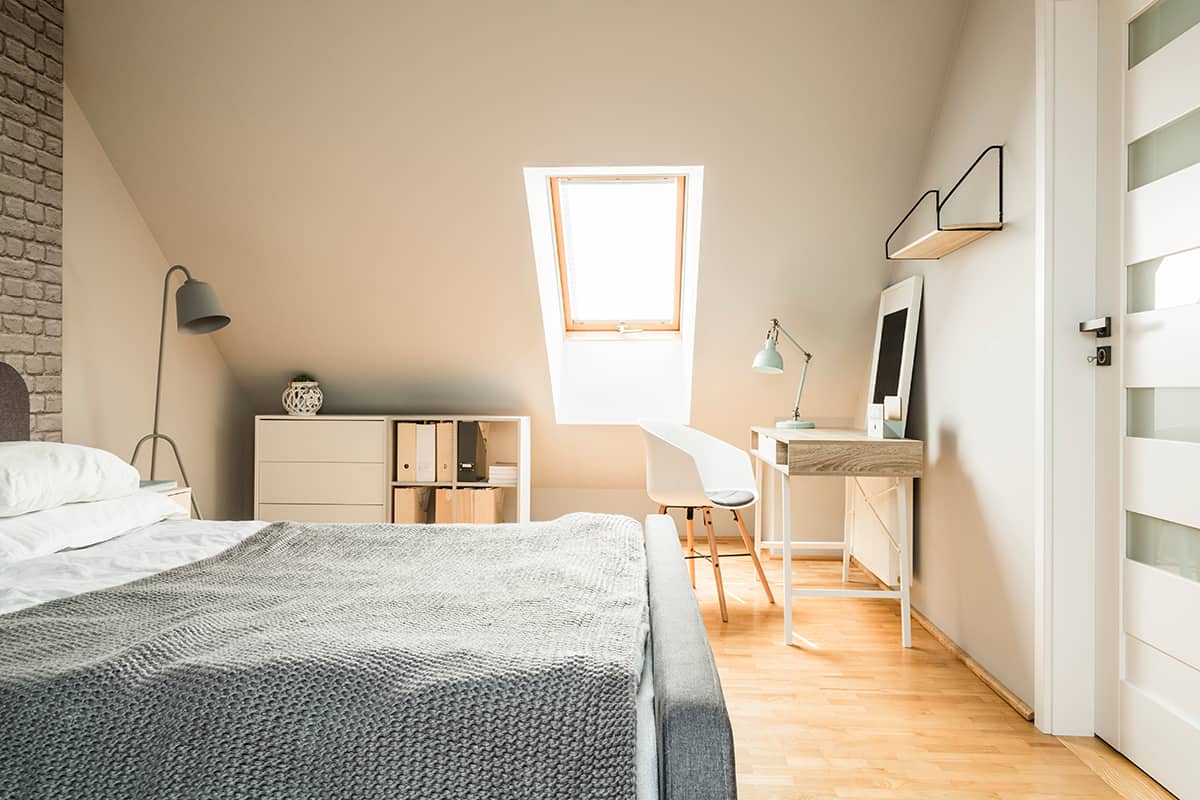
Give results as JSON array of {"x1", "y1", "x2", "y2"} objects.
[{"x1": 690, "y1": 547, "x2": 1174, "y2": 799}]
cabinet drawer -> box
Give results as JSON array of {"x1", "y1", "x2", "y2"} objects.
[
  {"x1": 257, "y1": 503, "x2": 386, "y2": 523},
  {"x1": 257, "y1": 419, "x2": 386, "y2": 463},
  {"x1": 257, "y1": 462, "x2": 385, "y2": 505}
]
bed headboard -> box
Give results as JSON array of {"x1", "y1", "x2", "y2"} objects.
[{"x1": 0, "y1": 361, "x2": 31, "y2": 442}]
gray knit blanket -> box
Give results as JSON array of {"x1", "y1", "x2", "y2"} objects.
[{"x1": 0, "y1": 513, "x2": 649, "y2": 800}]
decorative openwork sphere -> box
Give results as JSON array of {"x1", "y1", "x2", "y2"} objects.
[{"x1": 282, "y1": 381, "x2": 323, "y2": 416}]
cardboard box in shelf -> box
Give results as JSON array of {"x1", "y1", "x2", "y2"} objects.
[
  {"x1": 434, "y1": 487, "x2": 504, "y2": 524},
  {"x1": 415, "y1": 424, "x2": 436, "y2": 482},
  {"x1": 395, "y1": 422, "x2": 417, "y2": 481},
  {"x1": 393, "y1": 486, "x2": 432, "y2": 524},
  {"x1": 456, "y1": 421, "x2": 487, "y2": 482},
  {"x1": 435, "y1": 422, "x2": 454, "y2": 482}
]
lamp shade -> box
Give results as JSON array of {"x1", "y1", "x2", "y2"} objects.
[
  {"x1": 175, "y1": 279, "x2": 230, "y2": 335},
  {"x1": 751, "y1": 339, "x2": 784, "y2": 374}
]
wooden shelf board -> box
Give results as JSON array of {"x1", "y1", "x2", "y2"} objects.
[
  {"x1": 940, "y1": 222, "x2": 1003, "y2": 231},
  {"x1": 888, "y1": 223, "x2": 1002, "y2": 260},
  {"x1": 391, "y1": 481, "x2": 517, "y2": 488}
]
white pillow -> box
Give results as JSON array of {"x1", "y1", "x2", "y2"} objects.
[
  {"x1": 0, "y1": 490, "x2": 184, "y2": 567},
  {"x1": 0, "y1": 441, "x2": 140, "y2": 517}
]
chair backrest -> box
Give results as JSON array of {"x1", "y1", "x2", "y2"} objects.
[
  {"x1": 639, "y1": 420, "x2": 756, "y2": 508},
  {"x1": 640, "y1": 421, "x2": 709, "y2": 508}
]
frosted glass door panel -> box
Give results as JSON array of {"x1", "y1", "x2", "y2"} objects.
[
  {"x1": 1127, "y1": 247, "x2": 1200, "y2": 312},
  {"x1": 1128, "y1": 106, "x2": 1200, "y2": 189},
  {"x1": 1129, "y1": 0, "x2": 1200, "y2": 67},
  {"x1": 1128, "y1": 511, "x2": 1200, "y2": 583},
  {"x1": 1127, "y1": 388, "x2": 1200, "y2": 443}
]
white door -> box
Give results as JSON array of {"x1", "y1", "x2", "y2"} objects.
[{"x1": 1111, "y1": 2, "x2": 1200, "y2": 796}]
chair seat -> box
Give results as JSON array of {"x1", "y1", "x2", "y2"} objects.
[{"x1": 705, "y1": 489, "x2": 755, "y2": 508}]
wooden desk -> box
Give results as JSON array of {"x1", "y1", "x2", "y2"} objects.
[{"x1": 750, "y1": 426, "x2": 924, "y2": 647}]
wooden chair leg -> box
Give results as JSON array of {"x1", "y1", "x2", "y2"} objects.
[
  {"x1": 734, "y1": 510, "x2": 775, "y2": 604},
  {"x1": 685, "y1": 509, "x2": 697, "y2": 588},
  {"x1": 703, "y1": 507, "x2": 728, "y2": 622}
]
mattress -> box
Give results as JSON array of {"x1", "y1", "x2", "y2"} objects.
[{"x1": 0, "y1": 517, "x2": 659, "y2": 800}]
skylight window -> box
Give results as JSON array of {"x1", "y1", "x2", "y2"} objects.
[
  {"x1": 524, "y1": 165, "x2": 703, "y2": 424},
  {"x1": 550, "y1": 176, "x2": 685, "y2": 332}
]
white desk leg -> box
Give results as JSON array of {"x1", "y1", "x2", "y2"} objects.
[
  {"x1": 781, "y1": 471, "x2": 793, "y2": 646},
  {"x1": 841, "y1": 477, "x2": 854, "y2": 583},
  {"x1": 898, "y1": 477, "x2": 913, "y2": 648}
]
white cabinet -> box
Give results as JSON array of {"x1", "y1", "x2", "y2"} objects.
[
  {"x1": 257, "y1": 418, "x2": 386, "y2": 463},
  {"x1": 253, "y1": 415, "x2": 531, "y2": 524},
  {"x1": 254, "y1": 416, "x2": 388, "y2": 523}
]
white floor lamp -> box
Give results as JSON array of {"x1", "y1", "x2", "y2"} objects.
[{"x1": 130, "y1": 264, "x2": 230, "y2": 520}]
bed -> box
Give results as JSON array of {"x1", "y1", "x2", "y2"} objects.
[{"x1": 0, "y1": 363, "x2": 736, "y2": 800}]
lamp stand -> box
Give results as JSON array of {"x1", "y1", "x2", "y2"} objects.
[
  {"x1": 130, "y1": 264, "x2": 203, "y2": 520},
  {"x1": 775, "y1": 323, "x2": 816, "y2": 429}
]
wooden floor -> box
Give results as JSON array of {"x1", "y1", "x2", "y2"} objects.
[{"x1": 690, "y1": 547, "x2": 1176, "y2": 800}]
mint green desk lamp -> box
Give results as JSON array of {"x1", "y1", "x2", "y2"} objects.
[{"x1": 752, "y1": 318, "x2": 815, "y2": 429}]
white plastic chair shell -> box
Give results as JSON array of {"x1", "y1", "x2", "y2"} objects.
[{"x1": 639, "y1": 420, "x2": 758, "y2": 510}]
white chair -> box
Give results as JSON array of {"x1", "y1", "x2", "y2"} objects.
[{"x1": 639, "y1": 420, "x2": 775, "y2": 622}]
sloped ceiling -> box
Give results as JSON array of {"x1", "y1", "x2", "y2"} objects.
[{"x1": 64, "y1": 0, "x2": 965, "y2": 491}]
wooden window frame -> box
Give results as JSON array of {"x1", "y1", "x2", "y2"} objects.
[{"x1": 549, "y1": 174, "x2": 686, "y2": 333}]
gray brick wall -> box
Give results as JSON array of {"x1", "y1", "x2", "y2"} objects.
[{"x1": 0, "y1": 0, "x2": 62, "y2": 441}]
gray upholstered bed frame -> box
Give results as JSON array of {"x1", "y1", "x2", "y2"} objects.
[
  {"x1": 644, "y1": 514, "x2": 738, "y2": 799},
  {"x1": 0, "y1": 363, "x2": 29, "y2": 442},
  {"x1": 0, "y1": 362, "x2": 736, "y2": 799}
]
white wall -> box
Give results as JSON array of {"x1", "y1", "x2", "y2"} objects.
[
  {"x1": 63, "y1": 88, "x2": 252, "y2": 520},
  {"x1": 888, "y1": 0, "x2": 1038, "y2": 703},
  {"x1": 65, "y1": 1, "x2": 967, "y2": 533}
]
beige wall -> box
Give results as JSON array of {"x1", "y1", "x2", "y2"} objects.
[
  {"x1": 65, "y1": 1, "x2": 967, "y2": 534},
  {"x1": 63, "y1": 88, "x2": 252, "y2": 520},
  {"x1": 889, "y1": 0, "x2": 1037, "y2": 703}
]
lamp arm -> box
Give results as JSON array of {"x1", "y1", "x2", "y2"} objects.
[
  {"x1": 770, "y1": 319, "x2": 813, "y2": 422},
  {"x1": 772, "y1": 320, "x2": 812, "y2": 360},
  {"x1": 791, "y1": 357, "x2": 810, "y2": 422},
  {"x1": 150, "y1": 264, "x2": 192, "y2": 478}
]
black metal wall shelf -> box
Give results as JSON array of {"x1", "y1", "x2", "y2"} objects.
[{"x1": 886, "y1": 145, "x2": 1004, "y2": 260}]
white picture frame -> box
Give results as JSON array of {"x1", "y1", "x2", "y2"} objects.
[
  {"x1": 849, "y1": 275, "x2": 924, "y2": 586},
  {"x1": 866, "y1": 275, "x2": 923, "y2": 436}
]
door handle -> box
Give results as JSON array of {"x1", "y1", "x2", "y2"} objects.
[
  {"x1": 1079, "y1": 316, "x2": 1111, "y2": 338},
  {"x1": 1079, "y1": 316, "x2": 1112, "y2": 366}
]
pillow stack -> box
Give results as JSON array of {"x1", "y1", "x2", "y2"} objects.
[{"x1": 0, "y1": 442, "x2": 184, "y2": 566}]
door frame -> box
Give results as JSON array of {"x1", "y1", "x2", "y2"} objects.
[
  {"x1": 1091, "y1": 0, "x2": 1129, "y2": 746},
  {"x1": 1032, "y1": 0, "x2": 1124, "y2": 736}
]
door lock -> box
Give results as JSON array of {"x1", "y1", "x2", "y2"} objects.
[{"x1": 1087, "y1": 345, "x2": 1111, "y2": 367}]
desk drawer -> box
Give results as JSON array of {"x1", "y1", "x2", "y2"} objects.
[
  {"x1": 258, "y1": 503, "x2": 386, "y2": 523},
  {"x1": 786, "y1": 439, "x2": 924, "y2": 477},
  {"x1": 257, "y1": 462, "x2": 385, "y2": 505},
  {"x1": 257, "y1": 419, "x2": 386, "y2": 463}
]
